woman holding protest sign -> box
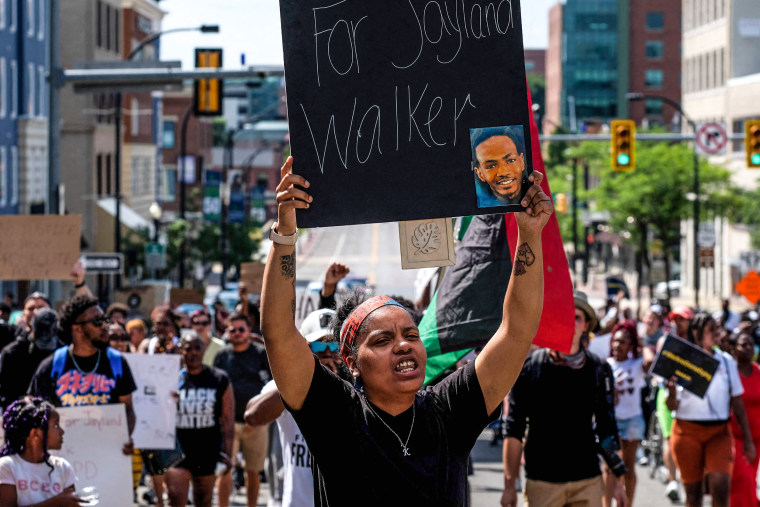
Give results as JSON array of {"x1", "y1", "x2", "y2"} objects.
[
  {"x1": 666, "y1": 313, "x2": 756, "y2": 507},
  {"x1": 260, "y1": 156, "x2": 552, "y2": 505}
]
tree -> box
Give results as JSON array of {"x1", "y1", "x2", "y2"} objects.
[{"x1": 590, "y1": 140, "x2": 733, "y2": 302}]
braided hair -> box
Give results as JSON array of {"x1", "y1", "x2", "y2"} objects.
[{"x1": 1, "y1": 397, "x2": 55, "y2": 473}]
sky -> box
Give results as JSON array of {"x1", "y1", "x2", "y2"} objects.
[{"x1": 159, "y1": 0, "x2": 557, "y2": 70}]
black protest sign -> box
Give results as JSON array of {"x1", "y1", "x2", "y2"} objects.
[
  {"x1": 651, "y1": 335, "x2": 720, "y2": 398},
  {"x1": 279, "y1": 0, "x2": 532, "y2": 227}
]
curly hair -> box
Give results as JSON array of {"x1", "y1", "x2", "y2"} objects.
[
  {"x1": 58, "y1": 295, "x2": 99, "y2": 345},
  {"x1": 1, "y1": 397, "x2": 55, "y2": 473},
  {"x1": 610, "y1": 320, "x2": 640, "y2": 359}
]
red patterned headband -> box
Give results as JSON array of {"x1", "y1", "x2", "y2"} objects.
[{"x1": 339, "y1": 295, "x2": 404, "y2": 363}]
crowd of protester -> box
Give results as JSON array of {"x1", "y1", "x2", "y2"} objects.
[
  {"x1": 0, "y1": 253, "x2": 759, "y2": 507},
  {"x1": 508, "y1": 292, "x2": 760, "y2": 507}
]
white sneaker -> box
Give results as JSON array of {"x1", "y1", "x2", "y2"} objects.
[{"x1": 665, "y1": 480, "x2": 680, "y2": 503}]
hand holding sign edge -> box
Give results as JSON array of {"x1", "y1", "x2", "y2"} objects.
[
  {"x1": 514, "y1": 171, "x2": 553, "y2": 235},
  {"x1": 275, "y1": 156, "x2": 312, "y2": 235}
]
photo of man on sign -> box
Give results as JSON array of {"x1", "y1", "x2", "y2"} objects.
[{"x1": 470, "y1": 125, "x2": 532, "y2": 209}]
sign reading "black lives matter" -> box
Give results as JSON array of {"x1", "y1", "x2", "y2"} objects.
[{"x1": 279, "y1": 0, "x2": 532, "y2": 227}]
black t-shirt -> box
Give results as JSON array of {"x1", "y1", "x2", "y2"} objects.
[
  {"x1": 213, "y1": 343, "x2": 270, "y2": 422},
  {"x1": 28, "y1": 348, "x2": 137, "y2": 407},
  {"x1": 0, "y1": 339, "x2": 53, "y2": 409},
  {"x1": 505, "y1": 351, "x2": 601, "y2": 482},
  {"x1": 176, "y1": 366, "x2": 230, "y2": 460},
  {"x1": 287, "y1": 357, "x2": 498, "y2": 507}
]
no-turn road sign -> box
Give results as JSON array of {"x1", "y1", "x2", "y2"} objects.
[{"x1": 696, "y1": 122, "x2": 727, "y2": 156}]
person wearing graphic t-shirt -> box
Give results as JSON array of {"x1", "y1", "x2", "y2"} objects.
[
  {"x1": 164, "y1": 333, "x2": 234, "y2": 507},
  {"x1": 604, "y1": 321, "x2": 654, "y2": 506},
  {"x1": 260, "y1": 158, "x2": 552, "y2": 506},
  {"x1": 0, "y1": 397, "x2": 81, "y2": 507},
  {"x1": 666, "y1": 313, "x2": 756, "y2": 507},
  {"x1": 27, "y1": 295, "x2": 137, "y2": 456},
  {"x1": 245, "y1": 308, "x2": 342, "y2": 507}
]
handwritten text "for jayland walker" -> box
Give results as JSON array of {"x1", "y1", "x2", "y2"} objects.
[{"x1": 302, "y1": 0, "x2": 515, "y2": 173}]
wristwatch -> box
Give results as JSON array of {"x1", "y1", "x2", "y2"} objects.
[{"x1": 269, "y1": 223, "x2": 299, "y2": 245}]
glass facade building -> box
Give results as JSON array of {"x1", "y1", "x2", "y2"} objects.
[{"x1": 561, "y1": 0, "x2": 626, "y2": 129}]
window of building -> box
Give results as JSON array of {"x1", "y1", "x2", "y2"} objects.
[
  {"x1": 10, "y1": 146, "x2": 17, "y2": 205},
  {"x1": 131, "y1": 158, "x2": 140, "y2": 195},
  {"x1": 0, "y1": 58, "x2": 5, "y2": 118},
  {"x1": 10, "y1": 60, "x2": 16, "y2": 119},
  {"x1": 645, "y1": 99, "x2": 663, "y2": 115},
  {"x1": 113, "y1": 7, "x2": 119, "y2": 53},
  {"x1": 645, "y1": 69, "x2": 664, "y2": 88},
  {"x1": 0, "y1": 0, "x2": 5, "y2": 29},
  {"x1": 105, "y1": 4, "x2": 111, "y2": 51},
  {"x1": 131, "y1": 98, "x2": 139, "y2": 135},
  {"x1": 646, "y1": 12, "x2": 664, "y2": 30},
  {"x1": 162, "y1": 120, "x2": 176, "y2": 148},
  {"x1": 719, "y1": 48, "x2": 724, "y2": 86},
  {"x1": 0, "y1": 146, "x2": 6, "y2": 206},
  {"x1": 96, "y1": 1, "x2": 102, "y2": 47},
  {"x1": 105, "y1": 154, "x2": 112, "y2": 195},
  {"x1": 645, "y1": 41, "x2": 664, "y2": 59},
  {"x1": 9, "y1": 0, "x2": 15, "y2": 32},
  {"x1": 159, "y1": 167, "x2": 176, "y2": 201},
  {"x1": 37, "y1": 0, "x2": 44, "y2": 39},
  {"x1": 525, "y1": 60, "x2": 535, "y2": 71},
  {"x1": 37, "y1": 65, "x2": 44, "y2": 116},
  {"x1": 96, "y1": 154, "x2": 103, "y2": 195},
  {"x1": 25, "y1": 0, "x2": 33, "y2": 37},
  {"x1": 26, "y1": 62, "x2": 34, "y2": 115}
]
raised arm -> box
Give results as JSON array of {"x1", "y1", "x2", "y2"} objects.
[
  {"x1": 475, "y1": 171, "x2": 552, "y2": 414},
  {"x1": 260, "y1": 157, "x2": 318, "y2": 410}
]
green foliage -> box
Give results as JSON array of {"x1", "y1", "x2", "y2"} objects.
[
  {"x1": 212, "y1": 118, "x2": 227, "y2": 147},
  {"x1": 527, "y1": 74, "x2": 545, "y2": 116},
  {"x1": 547, "y1": 126, "x2": 571, "y2": 168},
  {"x1": 164, "y1": 218, "x2": 263, "y2": 278}
]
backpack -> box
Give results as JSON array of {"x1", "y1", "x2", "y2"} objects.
[{"x1": 50, "y1": 346, "x2": 123, "y2": 379}]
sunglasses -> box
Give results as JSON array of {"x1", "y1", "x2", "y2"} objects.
[
  {"x1": 75, "y1": 315, "x2": 109, "y2": 327},
  {"x1": 310, "y1": 341, "x2": 339, "y2": 353},
  {"x1": 227, "y1": 326, "x2": 247, "y2": 334},
  {"x1": 192, "y1": 320, "x2": 210, "y2": 326},
  {"x1": 108, "y1": 334, "x2": 131, "y2": 342}
]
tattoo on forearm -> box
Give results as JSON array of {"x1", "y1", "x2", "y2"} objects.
[
  {"x1": 280, "y1": 253, "x2": 295, "y2": 279},
  {"x1": 514, "y1": 243, "x2": 535, "y2": 277}
]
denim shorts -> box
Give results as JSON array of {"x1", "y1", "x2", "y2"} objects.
[{"x1": 616, "y1": 413, "x2": 646, "y2": 441}]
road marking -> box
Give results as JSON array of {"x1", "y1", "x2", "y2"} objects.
[{"x1": 368, "y1": 223, "x2": 379, "y2": 285}]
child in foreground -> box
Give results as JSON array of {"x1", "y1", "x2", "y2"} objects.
[{"x1": 0, "y1": 397, "x2": 84, "y2": 506}]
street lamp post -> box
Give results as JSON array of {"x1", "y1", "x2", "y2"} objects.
[
  {"x1": 124, "y1": 25, "x2": 219, "y2": 288},
  {"x1": 626, "y1": 92, "x2": 700, "y2": 308}
]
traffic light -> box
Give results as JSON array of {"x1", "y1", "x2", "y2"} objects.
[
  {"x1": 610, "y1": 120, "x2": 636, "y2": 171},
  {"x1": 194, "y1": 48, "x2": 223, "y2": 116},
  {"x1": 555, "y1": 193, "x2": 567, "y2": 213},
  {"x1": 746, "y1": 120, "x2": 760, "y2": 169}
]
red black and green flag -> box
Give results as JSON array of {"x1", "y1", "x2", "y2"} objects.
[{"x1": 420, "y1": 89, "x2": 575, "y2": 385}]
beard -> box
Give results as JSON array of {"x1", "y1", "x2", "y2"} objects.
[{"x1": 92, "y1": 339, "x2": 110, "y2": 351}]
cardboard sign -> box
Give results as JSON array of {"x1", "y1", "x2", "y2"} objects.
[
  {"x1": 398, "y1": 218, "x2": 456, "y2": 269},
  {"x1": 52, "y1": 404, "x2": 132, "y2": 506},
  {"x1": 123, "y1": 353, "x2": 180, "y2": 450},
  {"x1": 0, "y1": 215, "x2": 81, "y2": 280},
  {"x1": 652, "y1": 335, "x2": 720, "y2": 398},
  {"x1": 169, "y1": 288, "x2": 204, "y2": 306},
  {"x1": 279, "y1": 0, "x2": 532, "y2": 227},
  {"x1": 240, "y1": 262, "x2": 266, "y2": 294}
]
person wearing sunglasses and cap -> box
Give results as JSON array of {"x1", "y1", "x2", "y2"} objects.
[
  {"x1": 190, "y1": 309, "x2": 225, "y2": 366},
  {"x1": 245, "y1": 308, "x2": 346, "y2": 507},
  {"x1": 260, "y1": 157, "x2": 552, "y2": 506}
]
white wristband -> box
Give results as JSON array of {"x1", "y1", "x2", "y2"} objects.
[{"x1": 269, "y1": 223, "x2": 298, "y2": 245}]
